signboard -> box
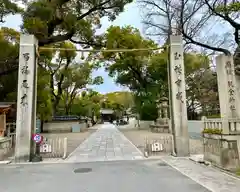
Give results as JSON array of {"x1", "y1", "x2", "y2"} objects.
[
  {"x1": 40, "y1": 143, "x2": 52, "y2": 153},
  {"x1": 32, "y1": 133, "x2": 43, "y2": 144},
  {"x1": 36, "y1": 119, "x2": 41, "y2": 134},
  {"x1": 151, "y1": 142, "x2": 163, "y2": 152}
]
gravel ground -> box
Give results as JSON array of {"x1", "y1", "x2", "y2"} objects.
[
  {"x1": 119, "y1": 128, "x2": 203, "y2": 154},
  {"x1": 42, "y1": 128, "x2": 97, "y2": 157}
]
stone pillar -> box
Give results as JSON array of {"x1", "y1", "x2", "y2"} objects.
[
  {"x1": 216, "y1": 55, "x2": 240, "y2": 134},
  {"x1": 169, "y1": 35, "x2": 189, "y2": 156},
  {"x1": 15, "y1": 35, "x2": 38, "y2": 162}
]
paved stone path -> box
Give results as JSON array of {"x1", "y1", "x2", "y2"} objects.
[
  {"x1": 161, "y1": 156, "x2": 240, "y2": 192},
  {"x1": 66, "y1": 123, "x2": 144, "y2": 162}
]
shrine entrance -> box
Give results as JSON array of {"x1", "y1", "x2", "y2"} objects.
[{"x1": 13, "y1": 34, "x2": 192, "y2": 162}]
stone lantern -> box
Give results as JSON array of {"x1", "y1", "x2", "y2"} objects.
[
  {"x1": 160, "y1": 97, "x2": 168, "y2": 118},
  {"x1": 150, "y1": 97, "x2": 170, "y2": 133},
  {"x1": 156, "y1": 98, "x2": 162, "y2": 120}
]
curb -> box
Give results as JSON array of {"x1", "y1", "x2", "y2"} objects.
[
  {"x1": 0, "y1": 160, "x2": 11, "y2": 165},
  {"x1": 189, "y1": 157, "x2": 240, "y2": 180}
]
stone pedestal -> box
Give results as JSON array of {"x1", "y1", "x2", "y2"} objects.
[
  {"x1": 169, "y1": 35, "x2": 189, "y2": 156},
  {"x1": 14, "y1": 35, "x2": 38, "y2": 162}
]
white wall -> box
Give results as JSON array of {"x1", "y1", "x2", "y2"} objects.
[
  {"x1": 187, "y1": 120, "x2": 204, "y2": 139},
  {"x1": 43, "y1": 121, "x2": 87, "y2": 133}
]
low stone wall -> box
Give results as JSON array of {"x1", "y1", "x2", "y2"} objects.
[
  {"x1": 138, "y1": 120, "x2": 204, "y2": 137},
  {"x1": 138, "y1": 121, "x2": 154, "y2": 130},
  {"x1": 0, "y1": 137, "x2": 12, "y2": 160},
  {"x1": 43, "y1": 121, "x2": 87, "y2": 133},
  {"x1": 203, "y1": 134, "x2": 240, "y2": 171}
]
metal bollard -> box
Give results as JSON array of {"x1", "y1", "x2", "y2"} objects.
[{"x1": 62, "y1": 137, "x2": 68, "y2": 159}]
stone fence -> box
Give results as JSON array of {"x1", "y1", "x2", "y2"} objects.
[
  {"x1": 201, "y1": 118, "x2": 240, "y2": 171},
  {"x1": 138, "y1": 120, "x2": 204, "y2": 139},
  {"x1": 0, "y1": 130, "x2": 16, "y2": 161},
  {"x1": 203, "y1": 118, "x2": 240, "y2": 134},
  {"x1": 43, "y1": 121, "x2": 88, "y2": 133},
  {"x1": 203, "y1": 133, "x2": 240, "y2": 171},
  {"x1": 138, "y1": 121, "x2": 154, "y2": 130}
]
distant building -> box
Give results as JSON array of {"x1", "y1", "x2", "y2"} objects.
[
  {"x1": 0, "y1": 102, "x2": 16, "y2": 122},
  {"x1": 100, "y1": 108, "x2": 114, "y2": 122},
  {"x1": 0, "y1": 102, "x2": 16, "y2": 136}
]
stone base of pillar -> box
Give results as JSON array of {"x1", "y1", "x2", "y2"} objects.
[
  {"x1": 14, "y1": 155, "x2": 31, "y2": 163},
  {"x1": 175, "y1": 136, "x2": 190, "y2": 157}
]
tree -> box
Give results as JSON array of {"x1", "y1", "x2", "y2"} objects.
[
  {"x1": 102, "y1": 25, "x2": 157, "y2": 91},
  {"x1": 0, "y1": 0, "x2": 133, "y2": 76},
  {"x1": 37, "y1": 41, "x2": 104, "y2": 115},
  {"x1": 22, "y1": 0, "x2": 133, "y2": 46},
  {"x1": 71, "y1": 90, "x2": 102, "y2": 119},
  {"x1": 104, "y1": 91, "x2": 134, "y2": 110},
  {"x1": 0, "y1": 0, "x2": 22, "y2": 23},
  {"x1": 37, "y1": 67, "x2": 52, "y2": 122},
  {"x1": 39, "y1": 42, "x2": 77, "y2": 115},
  {"x1": 101, "y1": 26, "x2": 165, "y2": 119},
  {"x1": 140, "y1": 0, "x2": 240, "y2": 55},
  {"x1": 0, "y1": 27, "x2": 19, "y2": 100},
  {"x1": 62, "y1": 63, "x2": 103, "y2": 114},
  {"x1": 101, "y1": 26, "x2": 218, "y2": 119}
]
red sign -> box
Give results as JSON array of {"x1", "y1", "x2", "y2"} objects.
[{"x1": 32, "y1": 134, "x2": 43, "y2": 144}]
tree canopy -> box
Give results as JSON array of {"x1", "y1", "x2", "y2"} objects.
[
  {"x1": 101, "y1": 26, "x2": 218, "y2": 119},
  {"x1": 0, "y1": 1, "x2": 222, "y2": 123},
  {"x1": 139, "y1": 0, "x2": 240, "y2": 55}
]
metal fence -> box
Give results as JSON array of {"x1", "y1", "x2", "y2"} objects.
[
  {"x1": 143, "y1": 134, "x2": 203, "y2": 157},
  {"x1": 40, "y1": 137, "x2": 68, "y2": 159},
  {"x1": 1, "y1": 122, "x2": 68, "y2": 160},
  {"x1": 144, "y1": 135, "x2": 174, "y2": 156}
]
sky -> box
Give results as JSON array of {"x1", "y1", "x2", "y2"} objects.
[{"x1": 0, "y1": 2, "x2": 143, "y2": 94}]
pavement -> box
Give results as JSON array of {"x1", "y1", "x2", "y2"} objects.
[
  {"x1": 161, "y1": 156, "x2": 240, "y2": 192},
  {"x1": 66, "y1": 123, "x2": 144, "y2": 163},
  {"x1": 0, "y1": 159, "x2": 210, "y2": 192},
  {"x1": 1, "y1": 123, "x2": 240, "y2": 192}
]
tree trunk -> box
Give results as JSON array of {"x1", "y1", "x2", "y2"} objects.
[
  {"x1": 52, "y1": 97, "x2": 60, "y2": 116},
  {"x1": 65, "y1": 104, "x2": 70, "y2": 115}
]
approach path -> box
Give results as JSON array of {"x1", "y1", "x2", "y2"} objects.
[{"x1": 66, "y1": 123, "x2": 144, "y2": 162}]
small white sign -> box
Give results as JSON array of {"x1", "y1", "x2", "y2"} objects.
[
  {"x1": 40, "y1": 143, "x2": 52, "y2": 153},
  {"x1": 151, "y1": 142, "x2": 163, "y2": 152}
]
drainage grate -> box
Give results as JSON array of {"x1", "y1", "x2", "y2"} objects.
[
  {"x1": 158, "y1": 162, "x2": 168, "y2": 166},
  {"x1": 74, "y1": 168, "x2": 92, "y2": 173}
]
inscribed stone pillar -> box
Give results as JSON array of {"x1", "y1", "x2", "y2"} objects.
[
  {"x1": 169, "y1": 35, "x2": 189, "y2": 156},
  {"x1": 216, "y1": 55, "x2": 240, "y2": 134},
  {"x1": 15, "y1": 35, "x2": 38, "y2": 162}
]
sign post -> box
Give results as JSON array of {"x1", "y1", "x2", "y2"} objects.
[{"x1": 31, "y1": 133, "x2": 43, "y2": 162}]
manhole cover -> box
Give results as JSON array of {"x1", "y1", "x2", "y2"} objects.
[
  {"x1": 74, "y1": 168, "x2": 92, "y2": 173},
  {"x1": 158, "y1": 162, "x2": 168, "y2": 166}
]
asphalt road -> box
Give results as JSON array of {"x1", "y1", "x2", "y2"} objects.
[{"x1": 0, "y1": 160, "x2": 209, "y2": 192}]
